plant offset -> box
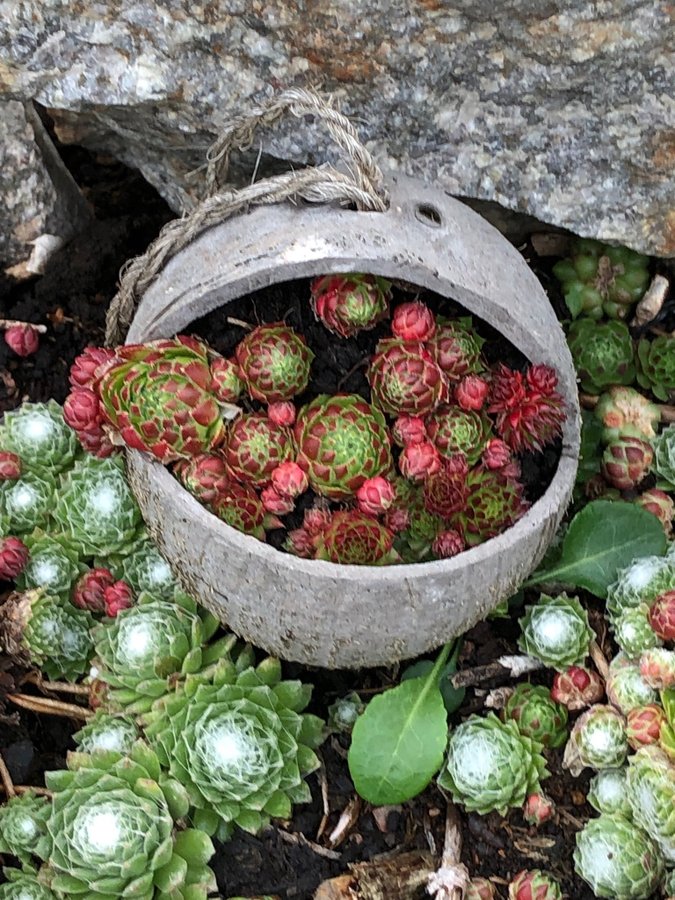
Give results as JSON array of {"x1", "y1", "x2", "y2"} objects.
[{"x1": 62, "y1": 274, "x2": 567, "y2": 565}]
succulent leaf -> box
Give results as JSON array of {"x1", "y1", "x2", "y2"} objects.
[
  {"x1": 518, "y1": 593, "x2": 593, "y2": 671},
  {"x1": 0, "y1": 791, "x2": 51, "y2": 864},
  {"x1": 0, "y1": 401, "x2": 78, "y2": 474}
]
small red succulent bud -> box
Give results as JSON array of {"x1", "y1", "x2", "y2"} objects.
[
  {"x1": 0, "y1": 536, "x2": 29, "y2": 580},
  {"x1": 399, "y1": 440, "x2": 441, "y2": 481},
  {"x1": 285, "y1": 527, "x2": 316, "y2": 558},
  {"x1": 268, "y1": 401, "x2": 297, "y2": 428},
  {"x1": 356, "y1": 476, "x2": 395, "y2": 516},
  {"x1": 508, "y1": 869, "x2": 562, "y2": 900},
  {"x1": 648, "y1": 590, "x2": 675, "y2": 641},
  {"x1": 482, "y1": 438, "x2": 512, "y2": 470},
  {"x1": 76, "y1": 426, "x2": 116, "y2": 458},
  {"x1": 63, "y1": 388, "x2": 104, "y2": 434},
  {"x1": 210, "y1": 356, "x2": 243, "y2": 402},
  {"x1": 523, "y1": 792, "x2": 555, "y2": 827},
  {"x1": 69, "y1": 346, "x2": 115, "y2": 389},
  {"x1": 424, "y1": 455, "x2": 469, "y2": 518},
  {"x1": 303, "y1": 507, "x2": 333, "y2": 536},
  {"x1": 72, "y1": 568, "x2": 115, "y2": 613},
  {"x1": 551, "y1": 666, "x2": 604, "y2": 711},
  {"x1": 271, "y1": 461, "x2": 309, "y2": 499},
  {"x1": 392, "y1": 414, "x2": 427, "y2": 447},
  {"x1": 626, "y1": 704, "x2": 666, "y2": 750},
  {"x1": 526, "y1": 364, "x2": 559, "y2": 395},
  {"x1": 391, "y1": 301, "x2": 436, "y2": 342},
  {"x1": 455, "y1": 375, "x2": 489, "y2": 411},
  {"x1": 635, "y1": 489, "x2": 674, "y2": 537},
  {"x1": 261, "y1": 486, "x2": 295, "y2": 515},
  {"x1": 0, "y1": 451, "x2": 21, "y2": 480},
  {"x1": 4, "y1": 323, "x2": 40, "y2": 357},
  {"x1": 465, "y1": 879, "x2": 497, "y2": 900},
  {"x1": 384, "y1": 506, "x2": 410, "y2": 533},
  {"x1": 104, "y1": 580, "x2": 134, "y2": 617},
  {"x1": 432, "y1": 529, "x2": 465, "y2": 559},
  {"x1": 601, "y1": 436, "x2": 653, "y2": 490}
]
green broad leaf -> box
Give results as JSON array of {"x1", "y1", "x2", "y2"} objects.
[
  {"x1": 526, "y1": 500, "x2": 667, "y2": 598},
  {"x1": 401, "y1": 641, "x2": 465, "y2": 714},
  {"x1": 348, "y1": 646, "x2": 451, "y2": 805}
]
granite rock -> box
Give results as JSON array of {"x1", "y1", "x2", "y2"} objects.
[{"x1": 0, "y1": 1, "x2": 673, "y2": 256}]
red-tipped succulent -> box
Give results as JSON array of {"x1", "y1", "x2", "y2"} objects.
[
  {"x1": 225, "y1": 413, "x2": 294, "y2": 486},
  {"x1": 431, "y1": 318, "x2": 484, "y2": 380},
  {"x1": 648, "y1": 591, "x2": 675, "y2": 641},
  {"x1": 303, "y1": 507, "x2": 333, "y2": 536},
  {"x1": 316, "y1": 510, "x2": 399, "y2": 565},
  {"x1": 73, "y1": 568, "x2": 116, "y2": 613},
  {"x1": 236, "y1": 323, "x2": 314, "y2": 402},
  {"x1": 4, "y1": 323, "x2": 40, "y2": 357},
  {"x1": 260, "y1": 486, "x2": 295, "y2": 516},
  {"x1": 426, "y1": 406, "x2": 492, "y2": 465},
  {"x1": 466, "y1": 879, "x2": 497, "y2": 900},
  {"x1": 210, "y1": 356, "x2": 244, "y2": 402},
  {"x1": 391, "y1": 301, "x2": 436, "y2": 342},
  {"x1": 551, "y1": 666, "x2": 604, "y2": 711},
  {"x1": 0, "y1": 537, "x2": 29, "y2": 580},
  {"x1": 310, "y1": 273, "x2": 391, "y2": 338},
  {"x1": 432, "y1": 529, "x2": 465, "y2": 559},
  {"x1": 211, "y1": 483, "x2": 268, "y2": 539},
  {"x1": 423, "y1": 455, "x2": 469, "y2": 518},
  {"x1": 601, "y1": 436, "x2": 653, "y2": 490},
  {"x1": 356, "y1": 476, "x2": 395, "y2": 516},
  {"x1": 482, "y1": 438, "x2": 513, "y2": 470},
  {"x1": 399, "y1": 440, "x2": 442, "y2": 481},
  {"x1": 455, "y1": 375, "x2": 489, "y2": 411},
  {"x1": 368, "y1": 339, "x2": 447, "y2": 416},
  {"x1": 508, "y1": 869, "x2": 562, "y2": 900},
  {"x1": 174, "y1": 452, "x2": 231, "y2": 504},
  {"x1": 0, "y1": 451, "x2": 21, "y2": 480},
  {"x1": 284, "y1": 526, "x2": 316, "y2": 559},
  {"x1": 626, "y1": 704, "x2": 665, "y2": 750},
  {"x1": 103, "y1": 580, "x2": 134, "y2": 617},
  {"x1": 63, "y1": 388, "x2": 105, "y2": 434},
  {"x1": 392, "y1": 415, "x2": 427, "y2": 447},
  {"x1": 523, "y1": 792, "x2": 555, "y2": 827},
  {"x1": 271, "y1": 461, "x2": 309, "y2": 499},
  {"x1": 635, "y1": 489, "x2": 674, "y2": 537},
  {"x1": 267, "y1": 401, "x2": 297, "y2": 428},
  {"x1": 459, "y1": 468, "x2": 528, "y2": 545},
  {"x1": 488, "y1": 364, "x2": 566, "y2": 453},
  {"x1": 69, "y1": 346, "x2": 115, "y2": 389}
]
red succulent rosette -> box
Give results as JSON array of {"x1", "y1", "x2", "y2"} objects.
[{"x1": 368, "y1": 338, "x2": 448, "y2": 416}]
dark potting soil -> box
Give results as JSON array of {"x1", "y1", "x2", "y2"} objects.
[{"x1": 0, "y1": 146, "x2": 597, "y2": 899}]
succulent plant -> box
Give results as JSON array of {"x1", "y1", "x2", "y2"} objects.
[
  {"x1": 606, "y1": 555, "x2": 675, "y2": 621},
  {"x1": 637, "y1": 335, "x2": 675, "y2": 401},
  {"x1": 1, "y1": 471, "x2": 55, "y2": 534},
  {"x1": 72, "y1": 711, "x2": 141, "y2": 755},
  {"x1": 665, "y1": 869, "x2": 675, "y2": 898},
  {"x1": 606, "y1": 653, "x2": 658, "y2": 714},
  {"x1": 260, "y1": 485, "x2": 295, "y2": 516},
  {"x1": 43, "y1": 741, "x2": 216, "y2": 898},
  {"x1": 460, "y1": 468, "x2": 528, "y2": 546},
  {"x1": 210, "y1": 356, "x2": 244, "y2": 402},
  {"x1": 430, "y1": 317, "x2": 485, "y2": 380},
  {"x1": 71, "y1": 568, "x2": 114, "y2": 614},
  {"x1": 574, "y1": 813, "x2": 665, "y2": 899},
  {"x1": 587, "y1": 768, "x2": 633, "y2": 818},
  {"x1": 482, "y1": 438, "x2": 513, "y2": 471},
  {"x1": 225, "y1": 413, "x2": 295, "y2": 485},
  {"x1": 211, "y1": 482, "x2": 271, "y2": 539},
  {"x1": 426, "y1": 405, "x2": 491, "y2": 465},
  {"x1": 144, "y1": 656, "x2": 324, "y2": 840},
  {"x1": 566, "y1": 318, "x2": 636, "y2": 395},
  {"x1": 0, "y1": 535, "x2": 29, "y2": 580},
  {"x1": 327, "y1": 692, "x2": 366, "y2": 734},
  {"x1": 392, "y1": 414, "x2": 427, "y2": 447},
  {"x1": 69, "y1": 346, "x2": 115, "y2": 390},
  {"x1": 550, "y1": 665, "x2": 605, "y2": 710},
  {"x1": 626, "y1": 746, "x2": 675, "y2": 862},
  {"x1": 522, "y1": 791, "x2": 555, "y2": 827},
  {"x1": 438, "y1": 713, "x2": 548, "y2": 816},
  {"x1": 432, "y1": 529, "x2": 466, "y2": 559},
  {"x1": 391, "y1": 300, "x2": 436, "y2": 341},
  {"x1": 269, "y1": 461, "x2": 307, "y2": 500},
  {"x1": 640, "y1": 648, "x2": 675, "y2": 690},
  {"x1": 356, "y1": 475, "x2": 395, "y2": 515},
  {"x1": 116, "y1": 539, "x2": 176, "y2": 601},
  {"x1": 92, "y1": 591, "x2": 233, "y2": 713},
  {"x1": 1, "y1": 590, "x2": 92, "y2": 681},
  {"x1": 173, "y1": 452, "x2": 230, "y2": 505},
  {"x1": 635, "y1": 490, "x2": 674, "y2": 538},
  {"x1": 455, "y1": 374, "x2": 489, "y2": 412},
  {"x1": 553, "y1": 238, "x2": 649, "y2": 320},
  {"x1": 368, "y1": 339, "x2": 448, "y2": 416},
  {"x1": 518, "y1": 593, "x2": 593, "y2": 671},
  {"x1": 235, "y1": 323, "x2": 314, "y2": 402},
  {"x1": 594, "y1": 386, "x2": 660, "y2": 443},
  {"x1": 649, "y1": 590, "x2": 675, "y2": 640},
  {"x1": 310, "y1": 273, "x2": 391, "y2": 338},
  {"x1": 653, "y1": 424, "x2": 675, "y2": 490},
  {"x1": 103, "y1": 580, "x2": 134, "y2": 617},
  {"x1": 563, "y1": 704, "x2": 629, "y2": 776},
  {"x1": 316, "y1": 510, "x2": 399, "y2": 565},
  {"x1": 4, "y1": 322, "x2": 40, "y2": 356},
  {"x1": 601, "y1": 436, "x2": 653, "y2": 490},
  {"x1": 508, "y1": 869, "x2": 562, "y2": 900},
  {"x1": 488, "y1": 364, "x2": 566, "y2": 453},
  {"x1": 53, "y1": 457, "x2": 141, "y2": 556},
  {"x1": 0, "y1": 791, "x2": 50, "y2": 864},
  {"x1": 63, "y1": 387, "x2": 106, "y2": 436},
  {"x1": 627, "y1": 705, "x2": 666, "y2": 751},
  {"x1": 465, "y1": 879, "x2": 497, "y2": 900},
  {"x1": 613, "y1": 605, "x2": 663, "y2": 658},
  {"x1": 17, "y1": 534, "x2": 82, "y2": 598},
  {"x1": 267, "y1": 401, "x2": 296, "y2": 428},
  {"x1": 502, "y1": 683, "x2": 568, "y2": 749},
  {"x1": 423, "y1": 455, "x2": 469, "y2": 519},
  {"x1": 0, "y1": 401, "x2": 79, "y2": 474},
  {"x1": 295, "y1": 394, "x2": 392, "y2": 499},
  {"x1": 96, "y1": 335, "x2": 228, "y2": 462},
  {"x1": 398, "y1": 440, "x2": 442, "y2": 481},
  {"x1": 0, "y1": 451, "x2": 21, "y2": 480},
  {"x1": 395, "y1": 498, "x2": 446, "y2": 563}
]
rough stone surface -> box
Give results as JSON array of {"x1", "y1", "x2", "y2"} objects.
[
  {"x1": 0, "y1": 1, "x2": 673, "y2": 256},
  {"x1": 0, "y1": 100, "x2": 91, "y2": 270}
]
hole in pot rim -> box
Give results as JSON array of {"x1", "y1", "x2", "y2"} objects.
[{"x1": 414, "y1": 203, "x2": 443, "y2": 227}]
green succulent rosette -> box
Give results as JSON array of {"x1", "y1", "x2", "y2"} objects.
[
  {"x1": 626, "y1": 746, "x2": 675, "y2": 863},
  {"x1": 606, "y1": 653, "x2": 658, "y2": 714},
  {"x1": 116, "y1": 538, "x2": 177, "y2": 601},
  {"x1": 0, "y1": 792, "x2": 51, "y2": 865},
  {"x1": 92, "y1": 592, "x2": 237, "y2": 714},
  {"x1": 438, "y1": 713, "x2": 548, "y2": 816},
  {"x1": 143, "y1": 656, "x2": 325, "y2": 840},
  {"x1": 637, "y1": 335, "x2": 675, "y2": 401},
  {"x1": 574, "y1": 814, "x2": 665, "y2": 900},
  {"x1": 53, "y1": 457, "x2": 142, "y2": 557},
  {"x1": 587, "y1": 768, "x2": 633, "y2": 819},
  {"x1": 566, "y1": 318, "x2": 636, "y2": 395},
  {"x1": 594, "y1": 386, "x2": 660, "y2": 443},
  {"x1": 1, "y1": 472, "x2": 55, "y2": 535},
  {"x1": 653, "y1": 424, "x2": 675, "y2": 491},
  {"x1": 613, "y1": 605, "x2": 663, "y2": 659},
  {"x1": 16, "y1": 533, "x2": 83, "y2": 598},
  {"x1": 0, "y1": 867, "x2": 57, "y2": 899},
  {"x1": 563, "y1": 704, "x2": 629, "y2": 776},
  {"x1": 72, "y1": 711, "x2": 140, "y2": 755},
  {"x1": 502, "y1": 683, "x2": 568, "y2": 749},
  {"x1": 607, "y1": 556, "x2": 675, "y2": 621},
  {"x1": 426, "y1": 406, "x2": 492, "y2": 465},
  {"x1": 518, "y1": 593, "x2": 593, "y2": 671},
  {"x1": 0, "y1": 401, "x2": 79, "y2": 474},
  {"x1": 43, "y1": 741, "x2": 216, "y2": 899}
]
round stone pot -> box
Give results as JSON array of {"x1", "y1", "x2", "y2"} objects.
[{"x1": 124, "y1": 172, "x2": 581, "y2": 669}]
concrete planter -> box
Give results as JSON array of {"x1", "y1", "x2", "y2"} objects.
[{"x1": 124, "y1": 173, "x2": 581, "y2": 669}]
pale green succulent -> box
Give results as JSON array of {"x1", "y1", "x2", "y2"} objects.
[
  {"x1": 16, "y1": 534, "x2": 82, "y2": 598},
  {"x1": 607, "y1": 556, "x2": 675, "y2": 621},
  {"x1": 587, "y1": 768, "x2": 633, "y2": 819},
  {"x1": 43, "y1": 741, "x2": 216, "y2": 899},
  {"x1": 143, "y1": 656, "x2": 325, "y2": 840},
  {"x1": 502, "y1": 683, "x2": 568, "y2": 749},
  {"x1": 327, "y1": 692, "x2": 366, "y2": 735},
  {"x1": 0, "y1": 401, "x2": 78, "y2": 474},
  {"x1": 518, "y1": 593, "x2": 593, "y2": 671},
  {"x1": 653, "y1": 424, "x2": 675, "y2": 491},
  {"x1": 53, "y1": 457, "x2": 141, "y2": 557},
  {"x1": 1, "y1": 472, "x2": 55, "y2": 534},
  {"x1": 118, "y1": 539, "x2": 177, "y2": 601},
  {"x1": 0, "y1": 792, "x2": 50, "y2": 865},
  {"x1": 627, "y1": 746, "x2": 675, "y2": 863},
  {"x1": 72, "y1": 711, "x2": 140, "y2": 756},
  {"x1": 0, "y1": 867, "x2": 57, "y2": 899},
  {"x1": 574, "y1": 814, "x2": 665, "y2": 899},
  {"x1": 607, "y1": 653, "x2": 659, "y2": 714},
  {"x1": 438, "y1": 713, "x2": 548, "y2": 816},
  {"x1": 563, "y1": 704, "x2": 629, "y2": 776},
  {"x1": 92, "y1": 592, "x2": 238, "y2": 714},
  {"x1": 613, "y1": 605, "x2": 663, "y2": 659}
]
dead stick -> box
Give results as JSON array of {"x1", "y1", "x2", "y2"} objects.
[
  {"x1": 580, "y1": 393, "x2": 675, "y2": 425},
  {"x1": 0, "y1": 319, "x2": 47, "y2": 333},
  {"x1": 451, "y1": 656, "x2": 544, "y2": 689},
  {"x1": 7, "y1": 692, "x2": 91, "y2": 720},
  {"x1": 590, "y1": 639, "x2": 610, "y2": 682},
  {"x1": 13, "y1": 785, "x2": 53, "y2": 798},
  {"x1": 0, "y1": 750, "x2": 16, "y2": 799},
  {"x1": 276, "y1": 827, "x2": 342, "y2": 860},
  {"x1": 427, "y1": 801, "x2": 468, "y2": 900},
  {"x1": 25, "y1": 672, "x2": 92, "y2": 697}
]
